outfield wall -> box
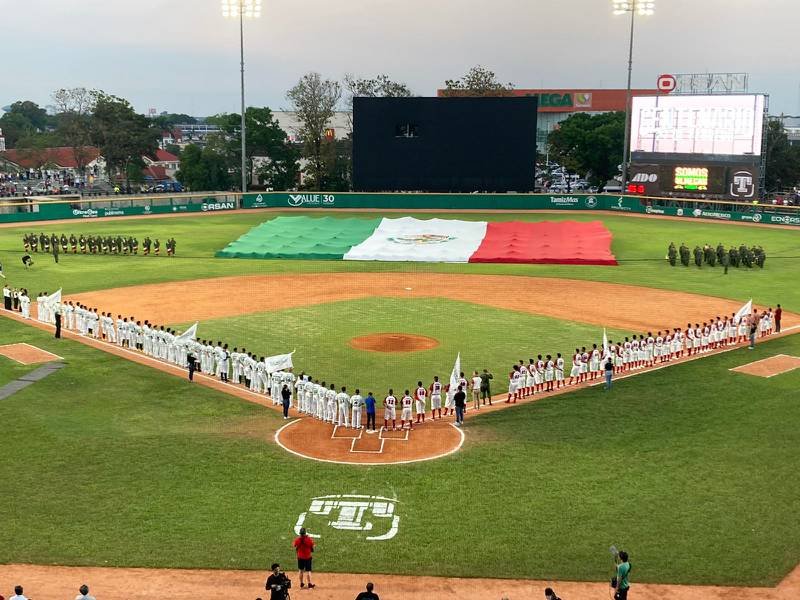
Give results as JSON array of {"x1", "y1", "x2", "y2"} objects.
[{"x1": 1, "y1": 191, "x2": 799, "y2": 227}]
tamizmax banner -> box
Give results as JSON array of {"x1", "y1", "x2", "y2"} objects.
[{"x1": 630, "y1": 94, "x2": 766, "y2": 156}]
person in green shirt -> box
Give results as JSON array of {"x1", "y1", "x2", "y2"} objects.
[{"x1": 614, "y1": 550, "x2": 631, "y2": 599}]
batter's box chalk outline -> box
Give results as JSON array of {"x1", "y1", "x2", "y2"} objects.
[
  {"x1": 0, "y1": 343, "x2": 64, "y2": 364},
  {"x1": 729, "y1": 354, "x2": 800, "y2": 378},
  {"x1": 379, "y1": 427, "x2": 410, "y2": 441},
  {"x1": 349, "y1": 437, "x2": 386, "y2": 454},
  {"x1": 331, "y1": 425, "x2": 363, "y2": 440}
]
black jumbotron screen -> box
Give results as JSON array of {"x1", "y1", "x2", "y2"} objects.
[{"x1": 353, "y1": 96, "x2": 538, "y2": 193}]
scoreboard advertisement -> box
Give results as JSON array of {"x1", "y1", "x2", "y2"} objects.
[
  {"x1": 628, "y1": 163, "x2": 757, "y2": 199},
  {"x1": 628, "y1": 93, "x2": 766, "y2": 200}
]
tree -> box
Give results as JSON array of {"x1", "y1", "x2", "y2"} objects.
[
  {"x1": 208, "y1": 106, "x2": 298, "y2": 190},
  {"x1": 286, "y1": 72, "x2": 342, "y2": 190},
  {"x1": 15, "y1": 133, "x2": 60, "y2": 170},
  {"x1": 547, "y1": 112, "x2": 625, "y2": 187},
  {"x1": 441, "y1": 66, "x2": 515, "y2": 97},
  {"x1": 90, "y1": 92, "x2": 159, "y2": 187},
  {"x1": 0, "y1": 100, "x2": 51, "y2": 149},
  {"x1": 52, "y1": 87, "x2": 97, "y2": 175},
  {"x1": 175, "y1": 143, "x2": 232, "y2": 192},
  {"x1": 151, "y1": 113, "x2": 197, "y2": 130},
  {"x1": 342, "y1": 73, "x2": 413, "y2": 133},
  {"x1": 764, "y1": 119, "x2": 800, "y2": 192}
]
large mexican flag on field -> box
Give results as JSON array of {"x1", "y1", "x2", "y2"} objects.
[{"x1": 216, "y1": 216, "x2": 616, "y2": 265}]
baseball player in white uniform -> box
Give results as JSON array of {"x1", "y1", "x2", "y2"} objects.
[
  {"x1": 325, "y1": 384, "x2": 337, "y2": 423},
  {"x1": 336, "y1": 386, "x2": 351, "y2": 427},
  {"x1": 415, "y1": 381, "x2": 427, "y2": 423},
  {"x1": 429, "y1": 376, "x2": 443, "y2": 420},
  {"x1": 350, "y1": 389, "x2": 363, "y2": 429},
  {"x1": 384, "y1": 389, "x2": 397, "y2": 430},
  {"x1": 400, "y1": 390, "x2": 414, "y2": 430},
  {"x1": 569, "y1": 349, "x2": 581, "y2": 385}
]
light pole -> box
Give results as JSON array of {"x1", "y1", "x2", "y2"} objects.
[
  {"x1": 613, "y1": 0, "x2": 655, "y2": 192},
  {"x1": 222, "y1": 0, "x2": 262, "y2": 193}
]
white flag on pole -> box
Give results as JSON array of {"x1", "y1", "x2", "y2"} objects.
[
  {"x1": 734, "y1": 300, "x2": 753, "y2": 324},
  {"x1": 264, "y1": 351, "x2": 295, "y2": 374},
  {"x1": 449, "y1": 352, "x2": 461, "y2": 392},
  {"x1": 44, "y1": 288, "x2": 62, "y2": 306},
  {"x1": 174, "y1": 322, "x2": 198, "y2": 345},
  {"x1": 602, "y1": 328, "x2": 610, "y2": 359}
]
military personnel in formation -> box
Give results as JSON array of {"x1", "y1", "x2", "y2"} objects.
[
  {"x1": 722, "y1": 249, "x2": 730, "y2": 274},
  {"x1": 31, "y1": 233, "x2": 38, "y2": 252},
  {"x1": 154, "y1": 238, "x2": 161, "y2": 255},
  {"x1": 166, "y1": 238, "x2": 176, "y2": 256},
  {"x1": 116, "y1": 235, "x2": 124, "y2": 254},
  {"x1": 69, "y1": 233, "x2": 77, "y2": 253},
  {"x1": 41, "y1": 233, "x2": 50, "y2": 252},
  {"x1": 143, "y1": 237, "x2": 152, "y2": 255},
  {"x1": 729, "y1": 246, "x2": 739, "y2": 267},
  {"x1": 50, "y1": 233, "x2": 58, "y2": 251},
  {"x1": 754, "y1": 246, "x2": 765, "y2": 268},
  {"x1": 680, "y1": 243, "x2": 690, "y2": 266},
  {"x1": 707, "y1": 247, "x2": 717, "y2": 267},
  {"x1": 22, "y1": 234, "x2": 30, "y2": 252},
  {"x1": 79, "y1": 234, "x2": 87, "y2": 253},
  {"x1": 60, "y1": 234, "x2": 68, "y2": 252},
  {"x1": 742, "y1": 246, "x2": 753, "y2": 268},
  {"x1": 693, "y1": 246, "x2": 703, "y2": 267},
  {"x1": 667, "y1": 242, "x2": 677, "y2": 266},
  {"x1": 132, "y1": 237, "x2": 139, "y2": 254},
  {"x1": 716, "y1": 243, "x2": 725, "y2": 264}
]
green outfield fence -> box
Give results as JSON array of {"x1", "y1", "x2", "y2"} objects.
[{"x1": 1, "y1": 191, "x2": 799, "y2": 227}]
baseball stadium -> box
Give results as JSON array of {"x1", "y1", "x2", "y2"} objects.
[{"x1": 1, "y1": 188, "x2": 800, "y2": 599}]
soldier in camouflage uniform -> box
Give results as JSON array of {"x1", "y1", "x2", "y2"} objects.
[
  {"x1": 668, "y1": 242, "x2": 677, "y2": 266},
  {"x1": 693, "y1": 246, "x2": 703, "y2": 267},
  {"x1": 680, "y1": 243, "x2": 690, "y2": 266}
]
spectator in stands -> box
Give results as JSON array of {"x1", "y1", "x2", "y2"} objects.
[
  {"x1": 9, "y1": 585, "x2": 27, "y2": 600},
  {"x1": 355, "y1": 582, "x2": 379, "y2": 600},
  {"x1": 75, "y1": 584, "x2": 97, "y2": 600}
]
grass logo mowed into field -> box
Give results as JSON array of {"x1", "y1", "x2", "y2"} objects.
[
  {"x1": 387, "y1": 234, "x2": 456, "y2": 245},
  {"x1": 294, "y1": 494, "x2": 400, "y2": 541}
]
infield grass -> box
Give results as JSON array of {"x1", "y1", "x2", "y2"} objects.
[
  {"x1": 0, "y1": 211, "x2": 798, "y2": 310},
  {"x1": 178, "y1": 297, "x2": 625, "y2": 396},
  {"x1": 1, "y1": 315, "x2": 798, "y2": 586}
]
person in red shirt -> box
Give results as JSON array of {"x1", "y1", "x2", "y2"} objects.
[
  {"x1": 292, "y1": 527, "x2": 316, "y2": 589},
  {"x1": 775, "y1": 304, "x2": 783, "y2": 333}
]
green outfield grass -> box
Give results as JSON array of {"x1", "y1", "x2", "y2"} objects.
[
  {"x1": 1, "y1": 315, "x2": 798, "y2": 586},
  {"x1": 0, "y1": 211, "x2": 797, "y2": 310},
  {"x1": 0, "y1": 354, "x2": 37, "y2": 387},
  {"x1": 178, "y1": 297, "x2": 625, "y2": 395}
]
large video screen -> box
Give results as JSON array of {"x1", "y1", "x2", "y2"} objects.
[
  {"x1": 353, "y1": 97, "x2": 538, "y2": 192},
  {"x1": 630, "y1": 94, "x2": 765, "y2": 156}
]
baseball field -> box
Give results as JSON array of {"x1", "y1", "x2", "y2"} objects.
[{"x1": 1, "y1": 208, "x2": 799, "y2": 597}]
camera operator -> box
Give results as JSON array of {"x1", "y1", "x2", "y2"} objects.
[{"x1": 265, "y1": 563, "x2": 292, "y2": 600}]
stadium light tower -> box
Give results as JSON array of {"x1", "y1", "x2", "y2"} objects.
[
  {"x1": 221, "y1": 0, "x2": 262, "y2": 194},
  {"x1": 613, "y1": 0, "x2": 655, "y2": 192}
]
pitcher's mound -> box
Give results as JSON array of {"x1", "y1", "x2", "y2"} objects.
[{"x1": 349, "y1": 333, "x2": 439, "y2": 353}]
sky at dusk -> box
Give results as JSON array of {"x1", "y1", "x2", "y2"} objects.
[{"x1": 4, "y1": 0, "x2": 799, "y2": 116}]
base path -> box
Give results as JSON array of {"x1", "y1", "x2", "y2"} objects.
[
  {"x1": 1, "y1": 562, "x2": 798, "y2": 600},
  {"x1": 68, "y1": 272, "x2": 798, "y2": 333}
]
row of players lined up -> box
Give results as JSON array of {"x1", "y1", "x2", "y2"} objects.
[
  {"x1": 23, "y1": 233, "x2": 176, "y2": 256},
  {"x1": 26, "y1": 297, "x2": 782, "y2": 431},
  {"x1": 505, "y1": 308, "x2": 781, "y2": 401}
]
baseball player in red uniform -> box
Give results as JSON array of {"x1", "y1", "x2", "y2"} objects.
[
  {"x1": 384, "y1": 389, "x2": 397, "y2": 431},
  {"x1": 400, "y1": 390, "x2": 414, "y2": 430}
]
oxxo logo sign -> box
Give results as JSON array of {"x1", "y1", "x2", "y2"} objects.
[
  {"x1": 201, "y1": 201, "x2": 235, "y2": 212},
  {"x1": 288, "y1": 194, "x2": 335, "y2": 207}
]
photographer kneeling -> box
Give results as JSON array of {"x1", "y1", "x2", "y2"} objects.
[{"x1": 266, "y1": 563, "x2": 292, "y2": 600}]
